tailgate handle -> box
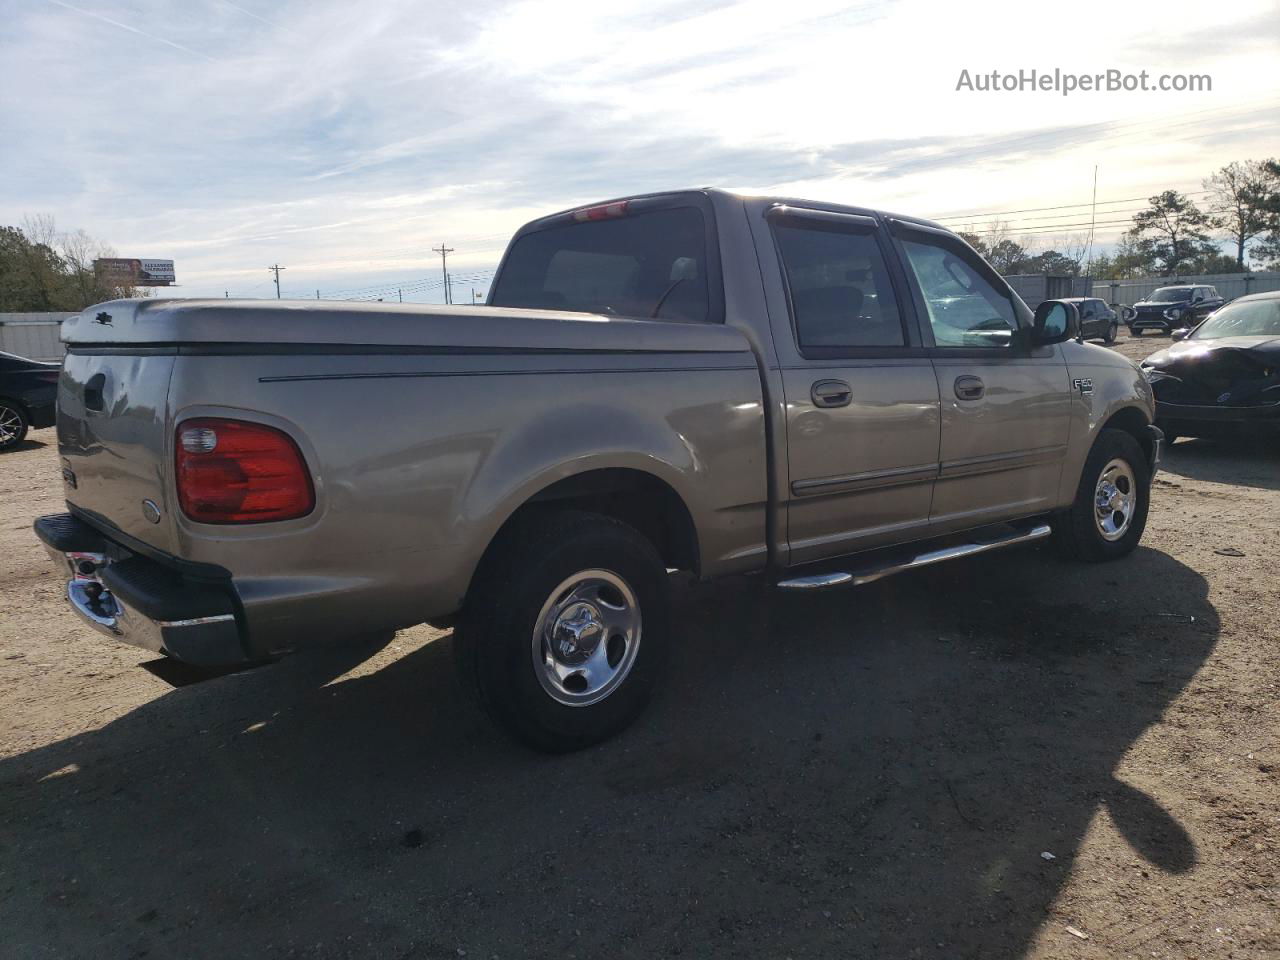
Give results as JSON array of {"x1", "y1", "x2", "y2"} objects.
[{"x1": 84, "y1": 373, "x2": 105, "y2": 412}]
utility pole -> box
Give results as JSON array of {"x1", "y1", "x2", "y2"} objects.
[
  {"x1": 267, "y1": 264, "x2": 286, "y2": 299},
  {"x1": 432, "y1": 244, "x2": 454, "y2": 304},
  {"x1": 398, "y1": 288, "x2": 403, "y2": 303},
  {"x1": 315, "y1": 289, "x2": 320, "y2": 300}
]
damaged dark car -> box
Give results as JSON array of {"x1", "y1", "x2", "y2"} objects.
[{"x1": 1140, "y1": 290, "x2": 1280, "y2": 443}]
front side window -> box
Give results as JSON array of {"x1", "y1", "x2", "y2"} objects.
[
  {"x1": 490, "y1": 206, "x2": 712, "y2": 322},
  {"x1": 773, "y1": 222, "x2": 905, "y2": 349},
  {"x1": 900, "y1": 238, "x2": 1017, "y2": 348}
]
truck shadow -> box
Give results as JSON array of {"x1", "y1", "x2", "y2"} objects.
[{"x1": 0, "y1": 544, "x2": 1218, "y2": 959}]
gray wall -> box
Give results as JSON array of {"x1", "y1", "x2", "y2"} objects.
[
  {"x1": 1004, "y1": 275, "x2": 1093, "y2": 308},
  {"x1": 0, "y1": 313, "x2": 74, "y2": 360},
  {"x1": 1003, "y1": 271, "x2": 1280, "y2": 310},
  {"x1": 1089, "y1": 271, "x2": 1280, "y2": 307}
]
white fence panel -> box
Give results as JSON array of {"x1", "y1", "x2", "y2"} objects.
[{"x1": 0, "y1": 313, "x2": 75, "y2": 360}]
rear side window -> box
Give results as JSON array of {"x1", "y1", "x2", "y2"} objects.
[
  {"x1": 490, "y1": 206, "x2": 713, "y2": 322},
  {"x1": 773, "y1": 222, "x2": 905, "y2": 348}
]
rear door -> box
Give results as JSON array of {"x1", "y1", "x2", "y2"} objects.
[
  {"x1": 1078, "y1": 299, "x2": 1099, "y2": 338},
  {"x1": 890, "y1": 222, "x2": 1071, "y2": 532},
  {"x1": 765, "y1": 207, "x2": 940, "y2": 563}
]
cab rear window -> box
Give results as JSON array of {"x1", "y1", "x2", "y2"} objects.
[{"x1": 491, "y1": 207, "x2": 713, "y2": 322}]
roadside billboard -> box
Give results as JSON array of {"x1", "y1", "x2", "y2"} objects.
[{"x1": 94, "y1": 258, "x2": 176, "y2": 286}]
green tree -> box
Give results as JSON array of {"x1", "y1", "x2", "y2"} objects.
[
  {"x1": 1129, "y1": 191, "x2": 1212, "y2": 276},
  {"x1": 0, "y1": 217, "x2": 136, "y2": 311},
  {"x1": 1204, "y1": 160, "x2": 1274, "y2": 269},
  {"x1": 1021, "y1": 249, "x2": 1081, "y2": 276}
]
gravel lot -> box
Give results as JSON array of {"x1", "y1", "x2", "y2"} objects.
[{"x1": 1, "y1": 335, "x2": 1277, "y2": 959}]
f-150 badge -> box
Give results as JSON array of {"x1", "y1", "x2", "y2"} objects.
[{"x1": 1072, "y1": 378, "x2": 1093, "y2": 395}]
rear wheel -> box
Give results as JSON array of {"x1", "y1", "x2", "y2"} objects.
[
  {"x1": 455, "y1": 509, "x2": 669, "y2": 752},
  {"x1": 0, "y1": 401, "x2": 29, "y2": 451},
  {"x1": 1052, "y1": 429, "x2": 1150, "y2": 561}
]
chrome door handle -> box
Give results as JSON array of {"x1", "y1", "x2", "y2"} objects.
[
  {"x1": 954, "y1": 375, "x2": 985, "y2": 401},
  {"x1": 811, "y1": 379, "x2": 852, "y2": 408}
]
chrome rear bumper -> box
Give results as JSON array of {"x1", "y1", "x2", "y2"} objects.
[{"x1": 35, "y1": 514, "x2": 249, "y2": 666}]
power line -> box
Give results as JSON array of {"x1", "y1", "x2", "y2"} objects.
[{"x1": 931, "y1": 190, "x2": 1212, "y2": 224}]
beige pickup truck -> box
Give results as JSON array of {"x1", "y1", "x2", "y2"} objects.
[{"x1": 36, "y1": 189, "x2": 1161, "y2": 750}]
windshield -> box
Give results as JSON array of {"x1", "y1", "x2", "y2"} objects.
[
  {"x1": 1191, "y1": 299, "x2": 1280, "y2": 339},
  {"x1": 490, "y1": 205, "x2": 713, "y2": 322},
  {"x1": 1150, "y1": 287, "x2": 1193, "y2": 302}
]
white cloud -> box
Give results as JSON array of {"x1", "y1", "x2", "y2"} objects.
[{"x1": 1, "y1": 0, "x2": 1277, "y2": 300}]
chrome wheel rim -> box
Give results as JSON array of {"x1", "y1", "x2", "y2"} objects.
[
  {"x1": 0, "y1": 405, "x2": 22, "y2": 445},
  {"x1": 532, "y1": 568, "x2": 641, "y2": 707},
  {"x1": 1094, "y1": 458, "x2": 1136, "y2": 541}
]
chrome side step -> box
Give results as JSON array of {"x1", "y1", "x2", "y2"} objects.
[{"x1": 775, "y1": 522, "x2": 1053, "y2": 591}]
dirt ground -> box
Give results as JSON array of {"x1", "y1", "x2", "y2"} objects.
[{"x1": 1, "y1": 335, "x2": 1277, "y2": 959}]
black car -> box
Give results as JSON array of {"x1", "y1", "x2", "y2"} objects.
[
  {"x1": 0, "y1": 350, "x2": 60, "y2": 451},
  {"x1": 1140, "y1": 290, "x2": 1280, "y2": 442},
  {"x1": 1062, "y1": 297, "x2": 1120, "y2": 343},
  {"x1": 1126, "y1": 284, "x2": 1225, "y2": 336}
]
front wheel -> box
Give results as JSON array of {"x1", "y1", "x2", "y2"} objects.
[
  {"x1": 1104, "y1": 321, "x2": 1118, "y2": 344},
  {"x1": 1052, "y1": 429, "x2": 1150, "y2": 562},
  {"x1": 0, "y1": 401, "x2": 30, "y2": 451},
  {"x1": 455, "y1": 509, "x2": 669, "y2": 752}
]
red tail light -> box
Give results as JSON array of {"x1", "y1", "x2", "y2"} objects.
[
  {"x1": 571, "y1": 200, "x2": 629, "y2": 222},
  {"x1": 176, "y1": 418, "x2": 314, "y2": 524}
]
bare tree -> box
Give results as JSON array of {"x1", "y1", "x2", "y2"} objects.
[{"x1": 16, "y1": 215, "x2": 65, "y2": 310}]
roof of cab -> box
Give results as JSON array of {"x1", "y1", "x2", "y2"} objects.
[{"x1": 523, "y1": 187, "x2": 951, "y2": 236}]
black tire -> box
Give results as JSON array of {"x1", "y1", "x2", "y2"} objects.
[
  {"x1": 455, "y1": 509, "x2": 669, "y2": 752},
  {"x1": 1052, "y1": 429, "x2": 1150, "y2": 562},
  {"x1": 1126, "y1": 326, "x2": 1137, "y2": 338},
  {"x1": 0, "y1": 400, "x2": 30, "y2": 451},
  {"x1": 1104, "y1": 321, "x2": 1118, "y2": 344}
]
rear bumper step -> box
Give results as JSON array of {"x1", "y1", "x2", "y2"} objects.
[
  {"x1": 34, "y1": 513, "x2": 250, "y2": 667},
  {"x1": 775, "y1": 521, "x2": 1053, "y2": 591}
]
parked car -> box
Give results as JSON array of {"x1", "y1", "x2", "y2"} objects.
[
  {"x1": 1127, "y1": 284, "x2": 1225, "y2": 336},
  {"x1": 35, "y1": 189, "x2": 1161, "y2": 751},
  {"x1": 1062, "y1": 297, "x2": 1120, "y2": 344},
  {"x1": 1140, "y1": 289, "x2": 1280, "y2": 442},
  {"x1": 0, "y1": 350, "x2": 60, "y2": 451}
]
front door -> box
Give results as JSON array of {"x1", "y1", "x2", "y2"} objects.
[
  {"x1": 892, "y1": 225, "x2": 1071, "y2": 531},
  {"x1": 768, "y1": 209, "x2": 941, "y2": 564}
]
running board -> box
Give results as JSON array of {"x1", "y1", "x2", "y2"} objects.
[{"x1": 775, "y1": 522, "x2": 1053, "y2": 591}]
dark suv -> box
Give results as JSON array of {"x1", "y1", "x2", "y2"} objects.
[
  {"x1": 1127, "y1": 284, "x2": 1225, "y2": 336},
  {"x1": 1062, "y1": 297, "x2": 1120, "y2": 343}
]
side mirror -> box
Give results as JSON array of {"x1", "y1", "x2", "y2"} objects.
[
  {"x1": 1031, "y1": 300, "x2": 1079, "y2": 346},
  {"x1": 1172, "y1": 327, "x2": 1191, "y2": 341}
]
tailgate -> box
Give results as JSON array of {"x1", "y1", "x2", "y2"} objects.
[{"x1": 57, "y1": 350, "x2": 179, "y2": 553}]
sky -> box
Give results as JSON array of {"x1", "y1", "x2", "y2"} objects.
[{"x1": 2, "y1": 0, "x2": 1278, "y2": 302}]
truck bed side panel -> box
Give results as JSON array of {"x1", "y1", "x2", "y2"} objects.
[{"x1": 165, "y1": 349, "x2": 767, "y2": 653}]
